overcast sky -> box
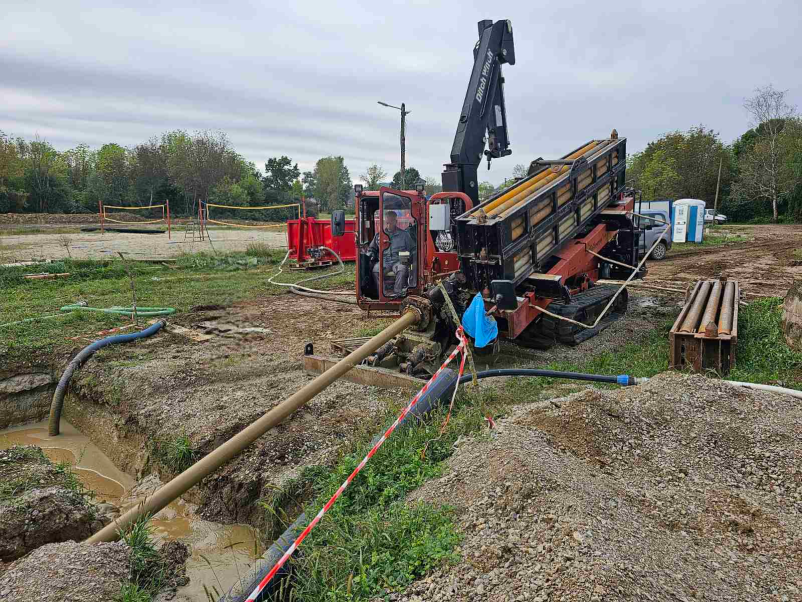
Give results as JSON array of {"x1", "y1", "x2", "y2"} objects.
[{"x1": 2, "y1": 1, "x2": 800, "y2": 186}]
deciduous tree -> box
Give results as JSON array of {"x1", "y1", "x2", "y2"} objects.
[{"x1": 360, "y1": 164, "x2": 387, "y2": 190}]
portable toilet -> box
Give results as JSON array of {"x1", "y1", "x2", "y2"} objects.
[{"x1": 672, "y1": 199, "x2": 706, "y2": 243}]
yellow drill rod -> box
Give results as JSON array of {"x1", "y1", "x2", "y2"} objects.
[
  {"x1": 473, "y1": 140, "x2": 599, "y2": 217},
  {"x1": 493, "y1": 142, "x2": 604, "y2": 219}
]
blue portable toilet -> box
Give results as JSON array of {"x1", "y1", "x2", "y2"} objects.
[{"x1": 672, "y1": 199, "x2": 706, "y2": 243}]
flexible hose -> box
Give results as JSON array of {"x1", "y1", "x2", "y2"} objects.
[
  {"x1": 268, "y1": 246, "x2": 356, "y2": 300},
  {"x1": 48, "y1": 320, "x2": 166, "y2": 436},
  {"x1": 457, "y1": 368, "x2": 644, "y2": 386},
  {"x1": 60, "y1": 304, "x2": 176, "y2": 317}
]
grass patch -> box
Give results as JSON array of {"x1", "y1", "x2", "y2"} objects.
[
  {"x1": 729, "y1": 297, "x2": 802, "y2": 388},
  {"x1": 0, "y1": 445, "x2": 94, "y2": 507},
  {"x1": 245, "y1": 242, "x2": 282, "y2": 259},
  {"x1": 284, "y1": 392, "x2": 494, "y2": 600},
  {"x1": 151, "y1": 433, "x2": 196, "y2": 473},
  {"x1": 0, "y1": 253, "x2": 355, "y2": 367},
  {"x1": 116, "y1": 516, "x2": 168, "y2": 601},
  {"x1": 0, "y1": 226, "x2": 83, "y2": 236}
]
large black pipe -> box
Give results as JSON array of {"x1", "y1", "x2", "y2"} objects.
[
  {"x1": 218, "y1": 366, "x2": 642, "y2": 601},
  {"x1": 48, "y1": 320, "x2": 166, "y2": 436}
]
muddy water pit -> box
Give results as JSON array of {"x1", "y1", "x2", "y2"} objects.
[{"x1": 0, "y1": 420, "x2": 265, "y2": 600}]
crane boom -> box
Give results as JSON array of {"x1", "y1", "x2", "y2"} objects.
[{"x1": 442, "y1": 19, "x2": 515, "y2": 205}]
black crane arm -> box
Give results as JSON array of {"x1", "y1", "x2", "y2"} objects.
[{"x1": 442, "y1": 19, "x2": 515, "y2": 204}]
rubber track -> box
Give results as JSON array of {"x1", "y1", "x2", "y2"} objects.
[{"x1": 541, "y1": 285, "x2": 628, "y2": 346}]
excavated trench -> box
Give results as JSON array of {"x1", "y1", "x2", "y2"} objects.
[{"x1": 0, "y1": 416, "x2": 266, "y2": 601}]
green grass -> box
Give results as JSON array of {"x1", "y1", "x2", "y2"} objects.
[
  {"x1": 729, "y1": 297, "x2": 802, "y2": 388},
  {"x1": 151, "y1": 433, "x2": 196, "y2": 473},
  {"x1": 0, "y1": 446, "x2": 94, "y2": 507},
  {"x1": 0, "y1": 252, "x2": 355, "y2": 367},
  {"x1": 281, "y1": 395, "x2": 492, "y2": 600},
  {"x1": 117, "y1": 515, "x2": 168, "y2": 601},
  {"x1": 0, "y1": 226, "x2": 83, "y2": 236}
]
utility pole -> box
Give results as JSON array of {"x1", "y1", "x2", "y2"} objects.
[
  {"x1": 713, "y1": 157, "x2": 723, "y2": 228},
  {"x1": 378, "y1": 101, "x2": 410, "y2": 189}
]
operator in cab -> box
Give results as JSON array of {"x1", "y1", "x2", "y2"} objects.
[{"x1": 368, "y1": 210, "x2": 414, "y2": 297}]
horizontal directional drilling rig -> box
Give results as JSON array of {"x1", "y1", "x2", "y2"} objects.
[{"x1": 330, "y1": 19, "x2": 647, "y2": 375}]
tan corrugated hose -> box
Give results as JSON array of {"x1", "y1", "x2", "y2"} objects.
[{"x1": 86, "y1": 309, "x2": 420, "y2": 543}]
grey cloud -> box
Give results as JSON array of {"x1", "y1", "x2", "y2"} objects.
[{"x1": 1, "y1": 1, "x2": 800, "y2": 185}]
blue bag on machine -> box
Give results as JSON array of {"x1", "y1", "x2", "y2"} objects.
[{"x1": 462, "y1": 293, "x2": 498, "y2": 348}]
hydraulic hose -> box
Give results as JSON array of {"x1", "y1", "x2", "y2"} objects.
[
  {"x1": 457, "y1": 368, "x2": 645, "y2": 386},
  {"x1": 269, "y1": 245, "x2": 357, "y2": 304},
  {"x1": 48, "y1": 320, "x2": 166, "y2": 436}
]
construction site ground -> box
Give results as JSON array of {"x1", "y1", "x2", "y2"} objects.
[
  {"x1": 0, "y1": 226, "x2": 286, "y2": 263},
  {"x1": 1, "y1": 222, "x2": 800, "y2": 600}
]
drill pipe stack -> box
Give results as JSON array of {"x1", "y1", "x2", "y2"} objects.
[{"x1": 455, "y1": 136, "x2": 628, "y2": 288}]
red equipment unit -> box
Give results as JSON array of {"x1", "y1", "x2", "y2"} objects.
[{"x1": 287, "y1": 217, "x2": 357, "y2": 268}]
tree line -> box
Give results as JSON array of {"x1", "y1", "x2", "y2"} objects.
[
  {"x1": 627, "y1": 85, "x2": 802, "y2": 223},
  {"x1": 0, "y1": 129, "x2": 358, "y2": 218},
  {"x1": 3, "y1": 85, "x2": 799, "y2": 222}
]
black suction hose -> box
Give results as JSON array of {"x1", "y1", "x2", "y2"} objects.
[
  {"x1": 48, "y1": 320, "x2": 166, "y2": 436},
  {"x1": 458, "y1": 368, "x2": 644, "y2": 387}
]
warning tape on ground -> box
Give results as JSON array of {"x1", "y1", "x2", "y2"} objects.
[{"x1": 245, "y1": 327, "x2": 469, "y2": 602}]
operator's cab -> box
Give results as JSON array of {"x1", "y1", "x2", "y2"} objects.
[
  {"x1": 331, "y1": 184, "x2": 473, "y2": 313},
  {"x1": 354, "y1": 187, "x2": 423, "y2": 309}
]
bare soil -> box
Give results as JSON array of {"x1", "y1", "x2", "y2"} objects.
[
  {"x1": 401, "y1": 373, "x2": 802, "y2": 602},
  {"x1": 0, "y1": 228, "x2": 287, "y2": 262},
  {"x1": 651, "y1": 224, "x2": 802, "y2": 297},
  {"x1": 70, "y1": 293, "x2": 405, "y2": 529}
]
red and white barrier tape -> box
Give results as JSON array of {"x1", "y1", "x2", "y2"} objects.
[{"x1": 245, "y1": 327, "x2": 469, "y2": 601}]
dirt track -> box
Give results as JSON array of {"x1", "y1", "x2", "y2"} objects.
[{"x1": 649, "y1": 224, "x2": 802, "y2": 297}]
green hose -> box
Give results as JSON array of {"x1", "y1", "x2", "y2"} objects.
[{"x1": 60, "y1": 305, "x2": 176, "y2": 317}]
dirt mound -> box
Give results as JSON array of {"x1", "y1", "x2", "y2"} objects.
[
  {"x1": 0, "y1": 446, "x2": 99, "y2": 561},
  {"x1": 401, "y1": 373, "x2": 802, "y2": 602},
  {"x1": 0, "y1": 541, "x2": 130, "y2": 601}
]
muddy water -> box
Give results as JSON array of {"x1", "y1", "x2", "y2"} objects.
[{"x1": 0, "y1": 420, "x2": 265, "y2": 601}]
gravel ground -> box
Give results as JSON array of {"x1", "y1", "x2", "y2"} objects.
[
  {"x1": 399, "y1": 372, "x2": 802, "y2": 602},
  {"x1": 0, "y1": 541, "x2": 130, "y2": 602}
]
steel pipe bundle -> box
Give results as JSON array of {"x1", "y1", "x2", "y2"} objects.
[{"x1": 670, "y1": 279, "x2": 740, "y2": 374}]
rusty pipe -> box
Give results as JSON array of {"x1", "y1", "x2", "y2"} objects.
[
  {"x1": 698, "y1": 280, "x2": 723, "y2": 333},
  {"x1": 718, "y1": 281, "x2": 736, "y2": 335},
  {"x1": 679, "y1": 281, "x2": 711, "y2": 333},
  {"x1": 86, "y1": 309, "x2": 420, "y2": 543}
]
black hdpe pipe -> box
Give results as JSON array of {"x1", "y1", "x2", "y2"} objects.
[
  {"x1": 48, "y1": 320, "x2": 166, "y2": 436},
  {"x1": 219, "y1": 366, "x2": 641, "y2": 601}
]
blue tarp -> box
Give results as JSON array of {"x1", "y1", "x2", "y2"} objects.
[{"x1": 462, "y1": 293, "x2": 498, "y2": 348}]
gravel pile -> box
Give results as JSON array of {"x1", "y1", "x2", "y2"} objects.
[
  {"x1": 399, "y1": 372, "x2": 802, "y2": 601},
  {"x1": 0, "y1": 541, "x2": 130, "y2": 602}
]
